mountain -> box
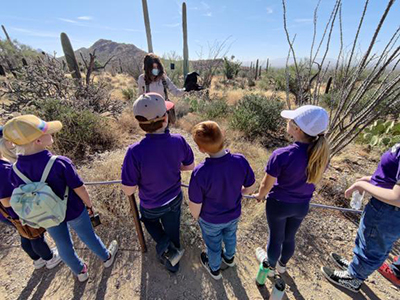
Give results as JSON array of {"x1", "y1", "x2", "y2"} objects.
[{"x1": 70, "y1": 39, "x2": 147, "y2": 72}]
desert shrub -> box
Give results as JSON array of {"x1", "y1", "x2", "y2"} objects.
[
  {"x1": 182, "y1": 94, "x2": 229, "y2": 119},
  {"x1": 230, "y1": 94, "x2": 284, "y2": 138},
  {"x1": 122, "y1": 88, "x2": 134, "y2": 101},
  {"x1": 223, "y1": 56, "x2": 241, "y2": 80},
  {"x1": 24, "y1": 98, "x2": 117, "y2": 160}
]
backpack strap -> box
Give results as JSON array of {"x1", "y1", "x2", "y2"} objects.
[
  {"x1": 0, "y1": 203, "x2": 11, "y2": 220},
  {"x1": 13, "y1": 164, "x2": 32, "y2": 184},
  {"x1": 40, "y1": 156, "x2": 58, "y2": 183},
  {"x1": 162, "y1": 79, "x2": 169, "y2": 100}
]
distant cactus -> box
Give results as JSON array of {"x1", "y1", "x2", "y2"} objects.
[
  {"x1": 182, "y1": 2, "x2": 189, "y2": 78},
  {"x1": 142, "y1": 0, "x2": 153, "y2": 53},
  {"x1": 266, "y1": 58, "x2": 269, "y2": 72},
  {"x1": 362, "y1": 119, "x2": 400, "y2": 147},
  {"x1": 60, "y1": 32, "x2": 81, "y2": 79},
  {"x1": 255, "y1": 59, "x2": 259, "y2": 80},
  {"x1": 0, "y1": 65, "x2": 5, "y2": 76},
  {"x1": 325, "y1": 77, "x2": 332, "y2": 94},
  {"x1": 1, "y1": 25, "x2": 12, "y2": 44}
]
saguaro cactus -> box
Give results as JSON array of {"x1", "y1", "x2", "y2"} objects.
[
  {"x1": 255, "y1": 59, "x2": 259, "y2": 80},
  {"x1": 60, "y1": 32, "x2": 81, "y2": 79},
  {"x1": 1, "y1": 25, "x2": 12, "y2": 44},
  {"x1": 266, "y1": 58, "x2": 269, "y2": 72},
  {"x1": 142, "y1": 0, "x2": 153, "y2": 53},
  {"x1": 182, "y1": 2, "x2": 189, "y2": 78}
]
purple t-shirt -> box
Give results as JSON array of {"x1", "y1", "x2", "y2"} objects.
[
  {"x1": 9, "y1": 150, "x2": 85, "y2": 222},
  {"x1": 189, "y1": 151, "x2": 255, "y2": 224},
  {"x1": 370, "y1": 144, "x2": 400, "y2": 189},
  {"x1": 121, "y1": 131, "x2": 194, "y2": 209},
  {"x1": 266, "y1": 142, "x2": 315, "y2": 203},
  {"x1": 0, "y1": 160, "x2": 19, "y2": 220}
]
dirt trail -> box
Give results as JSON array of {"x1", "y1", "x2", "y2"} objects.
[{"x1": 1, "y1": 130, "x2": 399, "y2": 300}]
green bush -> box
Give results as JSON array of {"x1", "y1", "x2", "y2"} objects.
[
  {"x1": 183, "y1": 95, "x2": 229, "y2": 119},
  {"x1": 223, "y1": 56, "x2": 241, "y2": 80},
  {"x1": 230, "y1": 94, "x2": 284, "y2": 138},
  {"x1": 24, "y1": 99, "x2": 117, "y2": 160},
  {"x1": 122, "y1": 88, "x2": 134, "y2": 101}
]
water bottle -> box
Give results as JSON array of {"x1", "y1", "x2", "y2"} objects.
[
  {"x1": 269, "y1": 276, "x2": 285, "y2": 300},
  {"x1": 256, "y1": 259, "x2": 270, "y2": 286},
  {"x1": 350, "y1": 191, "x2": 364, "y2": 210}
]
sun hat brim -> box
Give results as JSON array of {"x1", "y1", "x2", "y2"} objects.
[
  {"x1": 45, "y1": 121, "x2": 63, "y2": 135},
  {"x1": 280, "y1": 110, "x2": 297, "y2": 119},
  {"x1": 165, "y1": 101, "x2": 175, "y2": 111}
]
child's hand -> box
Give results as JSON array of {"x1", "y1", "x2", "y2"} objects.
[
  {"x1": 345, "y1": 183, "x2": 363, "y2": 198},
  {"x1": 252, "y1": 193, "x2": 265, "y2": 203}
]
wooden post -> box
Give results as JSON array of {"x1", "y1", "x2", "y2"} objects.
[
  {"x1": 182, "y1": 2, "x2": 189, "y2": 78},
  {"x1": 128, "y1": 194, "x2": 147, "y2": 253},
  {"x1": 141, "y1": 0, "x2": 153, "y2": 53}
]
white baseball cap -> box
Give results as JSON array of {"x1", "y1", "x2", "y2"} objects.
[
  {"x1": 281, "y1": 105, "x2": 329, "y2": 137},
  {"x1": 133, "y1": 93, "x2": 174, "y2": 124}
]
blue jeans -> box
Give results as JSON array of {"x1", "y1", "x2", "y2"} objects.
[
  {"x1": 140, "y1": 193, "x2": 182, "y2": 255},
  {"x1": 47, "y1": 209, "x2": 109, "y2": 275},
  {"x1": 348, "y1": 197, "x2": 400, "y2": 281},
  {"x1": 266, "y1": 197, "x2": 309, "y2": 267},
  {"x1": 1, "y1": 218, "x2": 53, "y2": 261},
  {"x1": 198, "y1": 217, "x2": 239, "y2": 272}
]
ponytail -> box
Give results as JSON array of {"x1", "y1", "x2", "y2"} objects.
[
  {"x1": 306, "y1": 134, "x2": 330, "y2": 184},
  {"x1": 0, "y1": 138, "x2": 17, "y2": 163}
]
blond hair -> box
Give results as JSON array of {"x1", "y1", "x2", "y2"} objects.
[
  {"x1": 306, "y1": 135, "x2": 330, "y2": 184},
  {"x1": 0, "y1": 138, "x2": 17, "y2": 163},
  {"x1": 192, "y1": 121, "x2": 224, "y2": 154}
]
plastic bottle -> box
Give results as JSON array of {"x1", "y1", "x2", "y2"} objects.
[
  {"x1": 256, "y1": 259, "x2": 270, "y2": 286},
  {"x1": 269, "y1": 276, "x2": 286, "y2": 300},
  {"x1": 350, "y1": 191, "x2": 364, "y2": 210}
]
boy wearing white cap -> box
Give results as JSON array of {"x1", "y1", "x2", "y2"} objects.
[
  {"x1": 121, "y1": 93, "x2": 195, "y2": 273},
  {"x1": 254, "y1": 105, "x2": 330, "y2": 276}
]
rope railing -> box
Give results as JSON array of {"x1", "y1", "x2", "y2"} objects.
[{"x1": 86, "y1": 180, "x2": 363, "y2": 214}]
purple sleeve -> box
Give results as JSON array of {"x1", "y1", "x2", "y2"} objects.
[
  {"x1": 181, "y1": 137, "x2": 194, "y2": 166},
  {"x1": 265, "y1": 150, "x2": 282, "y2": 178},
  {"x1": 188, "y1": 170, "x2": 203, "y2": 204},
  {"x1": 396, "y1": 151, "x2": 400, "y2": 184},
  {"x1": 58, "y1": 157, "x2": 84, "y2": 189},
  {"x1": 243, "y1": 158, "x2": 256, "y2": 188},
  {"x1": 0, "y1": 181, "x2": 14, "y2": 199},
  {"x1": 121, "y1": 148, "x2": 140, "y2": 186}
]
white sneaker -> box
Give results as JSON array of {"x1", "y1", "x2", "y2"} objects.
[
  {"x1": 77, "y1": 264, "x2": 89, "y2": 282},
  {"x1": 33, "y1": 258, "x2": 46, "y2": 269},
  {"x1": 276, "y1": 261, "x2": 287, "y2": 274},
  {"x1": 46, "y1": 249, "x2": 62, "y2": 269},
  {"x1": 255, "y1": 248, "x2": 275, "y2": 277},
  {"x1": 104, "y1": 240, "x2": 118, "y2": 268}
]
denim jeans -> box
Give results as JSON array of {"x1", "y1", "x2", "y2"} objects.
[
  {"x1": 47, "y1": 209, "x2": 109, "y2": 275},
  {"x1": 266, "y1": 197, "x2": 309, "y2": 267},
  {"x1": 348, "y1": 197, "x2": 400, "y2": 281},
  {"x1": 198, "y1": 217, "x2": 239, "y2": 272},
  {"x1": 140, "y1": 192, "x2": 182, "y2": 257},
  {"x1": 1, "y1": 218, "x2": 53, "y2": 261}
]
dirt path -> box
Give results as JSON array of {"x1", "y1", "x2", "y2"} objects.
[{"x1": 1, "y1": 130, "x2": 399, "y2": 300}]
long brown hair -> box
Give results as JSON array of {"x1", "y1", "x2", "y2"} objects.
[
  {"x1": 143, "y1": 53, "x2": 165, "y2": 84},
  {"x1": 305, "y1": 133, "x2": 330, "y2": 184}
]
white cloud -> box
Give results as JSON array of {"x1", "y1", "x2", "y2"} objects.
[
  {"x1": 163, "y1": 23, "x2": 180, "y2": 28},
  {"x1": 203, "y1": 12, "x2": 212, "y2": 17},
  {"x1": 201, "y1": 1, "x2": 210, "y2": 10},
  {"x1": 266, "y1": 7, "x2": 273, "y2": 14},
  {"x1": 9, "y1": 27, "x2": 58, "y2": 38},
  {"x1": 58, "y1": 18, "x2": 79, "y2": 24},
  {"x1": 77, "y1": 16, "x2": 93, "y2": 21},
  {"x1": 294, "y1": 18, "x2": 313, "y2": 23}
]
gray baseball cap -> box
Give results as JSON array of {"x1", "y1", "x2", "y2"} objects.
[{"x1": 133, "y1": 93, "x2": 174, "y2": 124}]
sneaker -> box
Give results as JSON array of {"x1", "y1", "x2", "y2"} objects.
[
  {"x1": 200, "y1": 252, "x2": 222, "y2": 280},
  {"x1": 104, "y1": 240, "x2": 118, "y2": 268},
  {"x1": 321, "y1": 266, "x2": 362, "y2": 293},
  {"x1": 378, "y1": 262, "x2": 400, "y2": 287},
  {"x1": 276, "y1": 261, "x2": 286, "y2": 274},
  {"x1": 221, "y1": 250, "x2": 235, "y2": 267},
  {"x1": 255, "y1": 248, "x2": 275, "y2": 277},
  {"x1": 163, "y1": 247, "x2": 185, "y2": 267},
  {"x1": 330, "y1": 252, "x2": 350, "y2": 270},
  {"x1": 46, "y1": 249, "x2": 62, "y2": 269},
  {"x1": 77, "y1": 264, "x2": 89, "y2": 282},
  {"x1": 33, "y1": 258, "x2": 46, "y2": 270}
]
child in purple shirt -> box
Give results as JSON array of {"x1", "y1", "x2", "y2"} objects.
[
  {"x1": 121, "y1": 93, "x2": 194, "y2": 273},
  {"x1": 3, "y1": 115, "x2": 118, "y2": 282},
  {"x1": 254, "y1": 105, "x2": 330, "y2": 277},
  {"x1": 0, "y1": 126, "x2": 62, "y2": 270},
  {"x1": 322, "y1": 144, "x2": 400, "y2": 292},
  {"x1": 188, "y1": 121, "x2": 256, "y2": 280}
]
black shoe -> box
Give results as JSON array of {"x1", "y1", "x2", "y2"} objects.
[
  {"x1": 321, "y1": 266, "x2": 362, "y2": 293},
  {"x1": 330, "y1": 253, "x2": 350, "y2": 270},
  {"x1": 200, "y1": 252, "x2": 222, "y2": 280},
  {"x1": 221, "y1": 250, "x2": 235, "y2": 267}
]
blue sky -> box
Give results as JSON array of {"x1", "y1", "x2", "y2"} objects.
[{"x1": 1, "y1": 0, "x2": 399, "y2": 64}]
